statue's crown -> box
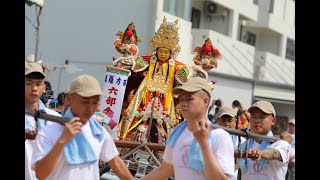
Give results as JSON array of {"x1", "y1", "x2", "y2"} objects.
[{"x1": 149, "y1": 16, "x2": 181, "y2": 58}]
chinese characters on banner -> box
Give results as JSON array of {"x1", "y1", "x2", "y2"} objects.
[{"x1": 99, "y1": 66, "x2": 131, "y2": 139}]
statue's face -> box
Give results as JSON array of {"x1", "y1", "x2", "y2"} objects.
[
  {"x1": 128, "y1": 25, "x2": 135, "y2": 31},
  {"x1": 205, "y1": 40, "x2": 211, "y2": 46},
  {"x1": 156, "y1": 47, "x2": 171, "y2": 62}
]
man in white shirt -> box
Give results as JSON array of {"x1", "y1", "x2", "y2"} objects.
[
  {"x1": 287, "y1": 118, "x2": 295, "y2": 180},
  {"x1": 25, "y1": 62, "x2": 61, "y2": 180},
  {"x1": 240, "y1": 101, "x2": 290, "y2": 180},
  {"x1": 32, "y1": 74, "x2": 133, "y2": 180},
  {"x1": 141, "y1": 77, "x2": 235, "y2": 180},
  {"x1": 216, "y1": 106, "x2": 246, "y2": 179}
]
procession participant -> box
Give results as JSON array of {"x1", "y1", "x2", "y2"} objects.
[
  {"x1": 32, "y1": 74, "x2": 133, "y2": 180},
  {"x1": 54, "y1": 92, "x2": 66, "y2": 114},
  {"x1": 279, "y1": 132, "x2": 292, "y2": 145},
  {"x1": 287, "y1": 118, "x2": 295, "y2": 180},
  {"x1": 60, "y1": 88, "x2": 70, "y2": 116},
  {"x1": 25, "y1": 62, "x2": 61, "y2": 180},
  {"x1": 141, "y1": 77, "x2": 235, "y2": 180},
  {"x1": 216, "y1": 106, "x2": 245, "y2": 179},
  {"x1": 207, "y1": 98, "x2": 223, "y2": 123},
  {"x1": 40, "y1": 95, "x2": 49, "y2": 108},
  {"x1": 231, "y1": 100, "x2": 250, "y2": 129},
  {"x1": 240, "y1": 101, "x2": 290, "y2": 180}
]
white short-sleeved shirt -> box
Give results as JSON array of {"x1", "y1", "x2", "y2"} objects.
[
  {"x1": 231, "y1": 135, "x2": 246, "y2": 150},
  {"x1": 31, "y1": 121, "x2": 119, "y2": 180},
  {"x1": 241, "y1": 140, "x2": 290, "y2": 180},
  {"x1": 290, "y1": 134, "x2": 295, "y2": 162},
  {"x1": 163, "y1": 127, "x2": 235, "y2": 180},
  {"x1": 25, "y1": 108, "x2": 60, "y2": 180}
]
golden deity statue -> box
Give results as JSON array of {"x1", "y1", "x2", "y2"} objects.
[{"x1": 114, "y1": 17, "x2": 213, "y2": 144}]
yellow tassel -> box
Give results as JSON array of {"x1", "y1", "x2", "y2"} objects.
[
  {"x1": 164, "y1": 63, "x2": 174, "y2": 111},
  {"x1": 144, "y1": 60, "x2": 156, "y2": 105}
]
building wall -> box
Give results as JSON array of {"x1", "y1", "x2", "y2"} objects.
[
  {"x1": 259, "y1": 0, "x2": 272, "y2": 13},
  {"x1": 25, "y1": 0, "x2": 158, "y2": 95},
  {"x1": 255, "y1": 30, "x2": 281, "y2": 56},
  {"x1": 273, "y1": 102, "x2": 295, "y2": 122},
  {"x1": 283, "y1": 0, "x2": 295, "y2": 39},
  {"x1": 207, "y1": 74, "x2": 253, "y2": 113},
  {"x1": 192, "y1": 28, "x2": 255, "y2": 79},
  {"x1": 162, "y1": 0, "x2": 192, "y2": 21},
  {"x1": 192, "y1": 1, "x2": 229, "y2": 36},
  {"x1": 272, "y1": 0, "x2": 285, "y2": 18},
  {"x1": 284, "y1": 0, "x2": 295, "y2": 27},
  {"x1": 253, "y1": 0, "x2": 295, "y2": 40},
  {"x1": 272, "y1": 0, "x2": 295, "y2": 28},
  {"x1": 254, "y1": 51, "x2": 295, "y2": 85},
  {"x1": 213, "y1": 0, "x2": 258, "y2": 21},
  {"x1": 254, "y1": 83, "x2": 294, "y2": 102}
]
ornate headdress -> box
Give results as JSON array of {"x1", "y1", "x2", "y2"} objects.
[
  {"x1": 128, "y1": 22, "x2": 135, "y2": 28},
  {"x1": 149, "y1": 16, "x2": 181, "y2": 59}
]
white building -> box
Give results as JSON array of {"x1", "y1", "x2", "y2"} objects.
[{"x1": 25, "y1": 0, "x2": 295, "y2": 134}]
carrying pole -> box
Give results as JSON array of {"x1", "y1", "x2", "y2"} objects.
[{"x1": 25, "y1": 108, "x2": 279, "y2": 142}]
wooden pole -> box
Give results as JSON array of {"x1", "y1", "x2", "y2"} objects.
[
  {"x1": 25, "y1": 109, "x2": 278, "y2": 160},
  {"x1": 114, "y1": 140, "x2": 269, "y2": 160},
  {"x1": 114, "y1": 140, "x2": 165, "y2": 151},
  {"x1": 25, "y1": 108, "x2": 70, "y2": 124},
  {"x1": 145, "y1": 99, "x2": 155, "y2": 142},
  {"x1": 25, "y1": 108, "x2": 279, "y2": 143},
  {"x1": 210, "y1": 123, "x2": 279, "y2": 142}
]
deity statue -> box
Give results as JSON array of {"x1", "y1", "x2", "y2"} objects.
[
  {"x1": 193, "y1": 37, "x2": 222, "y2": 72},
  {"x1": 115, "y1": 17, "x2": 214, "y2": 144},
  {"x1": 117, "y1": 22, "x2": 141, "y2": 46},
  {"x1": 113, "y1": 22, "x2": 141, "y2": 70}
]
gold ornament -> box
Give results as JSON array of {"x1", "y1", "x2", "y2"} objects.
[
  {"x1": 149, "y1": 16, "x2": 181, "y2": 58},
  {"x1": 147, "y1": 65, "x2": 169, "y2": 94},
  {"x1": 176, "y1": 66, "x2": 190, "y2": 83}
]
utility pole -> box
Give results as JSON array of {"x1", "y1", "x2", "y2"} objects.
[
  {"x1": 34, "y1": 6, "x2": 43, "y2": 61},
  {"x1": 25, "y1": 0, "x2": 44, "y2": 61}
]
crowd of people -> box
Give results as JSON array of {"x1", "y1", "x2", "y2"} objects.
[
  {"x1": 207, "y1": 99, "x2": 250, "y2": 129},
  {"x1": 25, "y1": 62, "x2": 295, "y2": 180},
  {"x1": 25, "y1": 63, "x2": 133, "y2": 180},
  {"x1": 207, "y1": 98, "x2": 295, "y2": 180}
]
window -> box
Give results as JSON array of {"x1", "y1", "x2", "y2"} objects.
[
  {"x1": 269, "y1": 0, "x2": 274, "y2": 13},
  {"x1": 191, "y1": 8, "x2": 201, "y2": 29},
  {"x1": 247, "y1": 32, "x2": 256, "y2": 46},
  {"x1": 163, "y1": 0, "x2": 177, "y2": 15},
  {"x1": 286, "y1": 38, "x2": 295, "y2": 61},
  {"x1": 243, "y1": 31, "x2": 256, "y2": 46}
]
